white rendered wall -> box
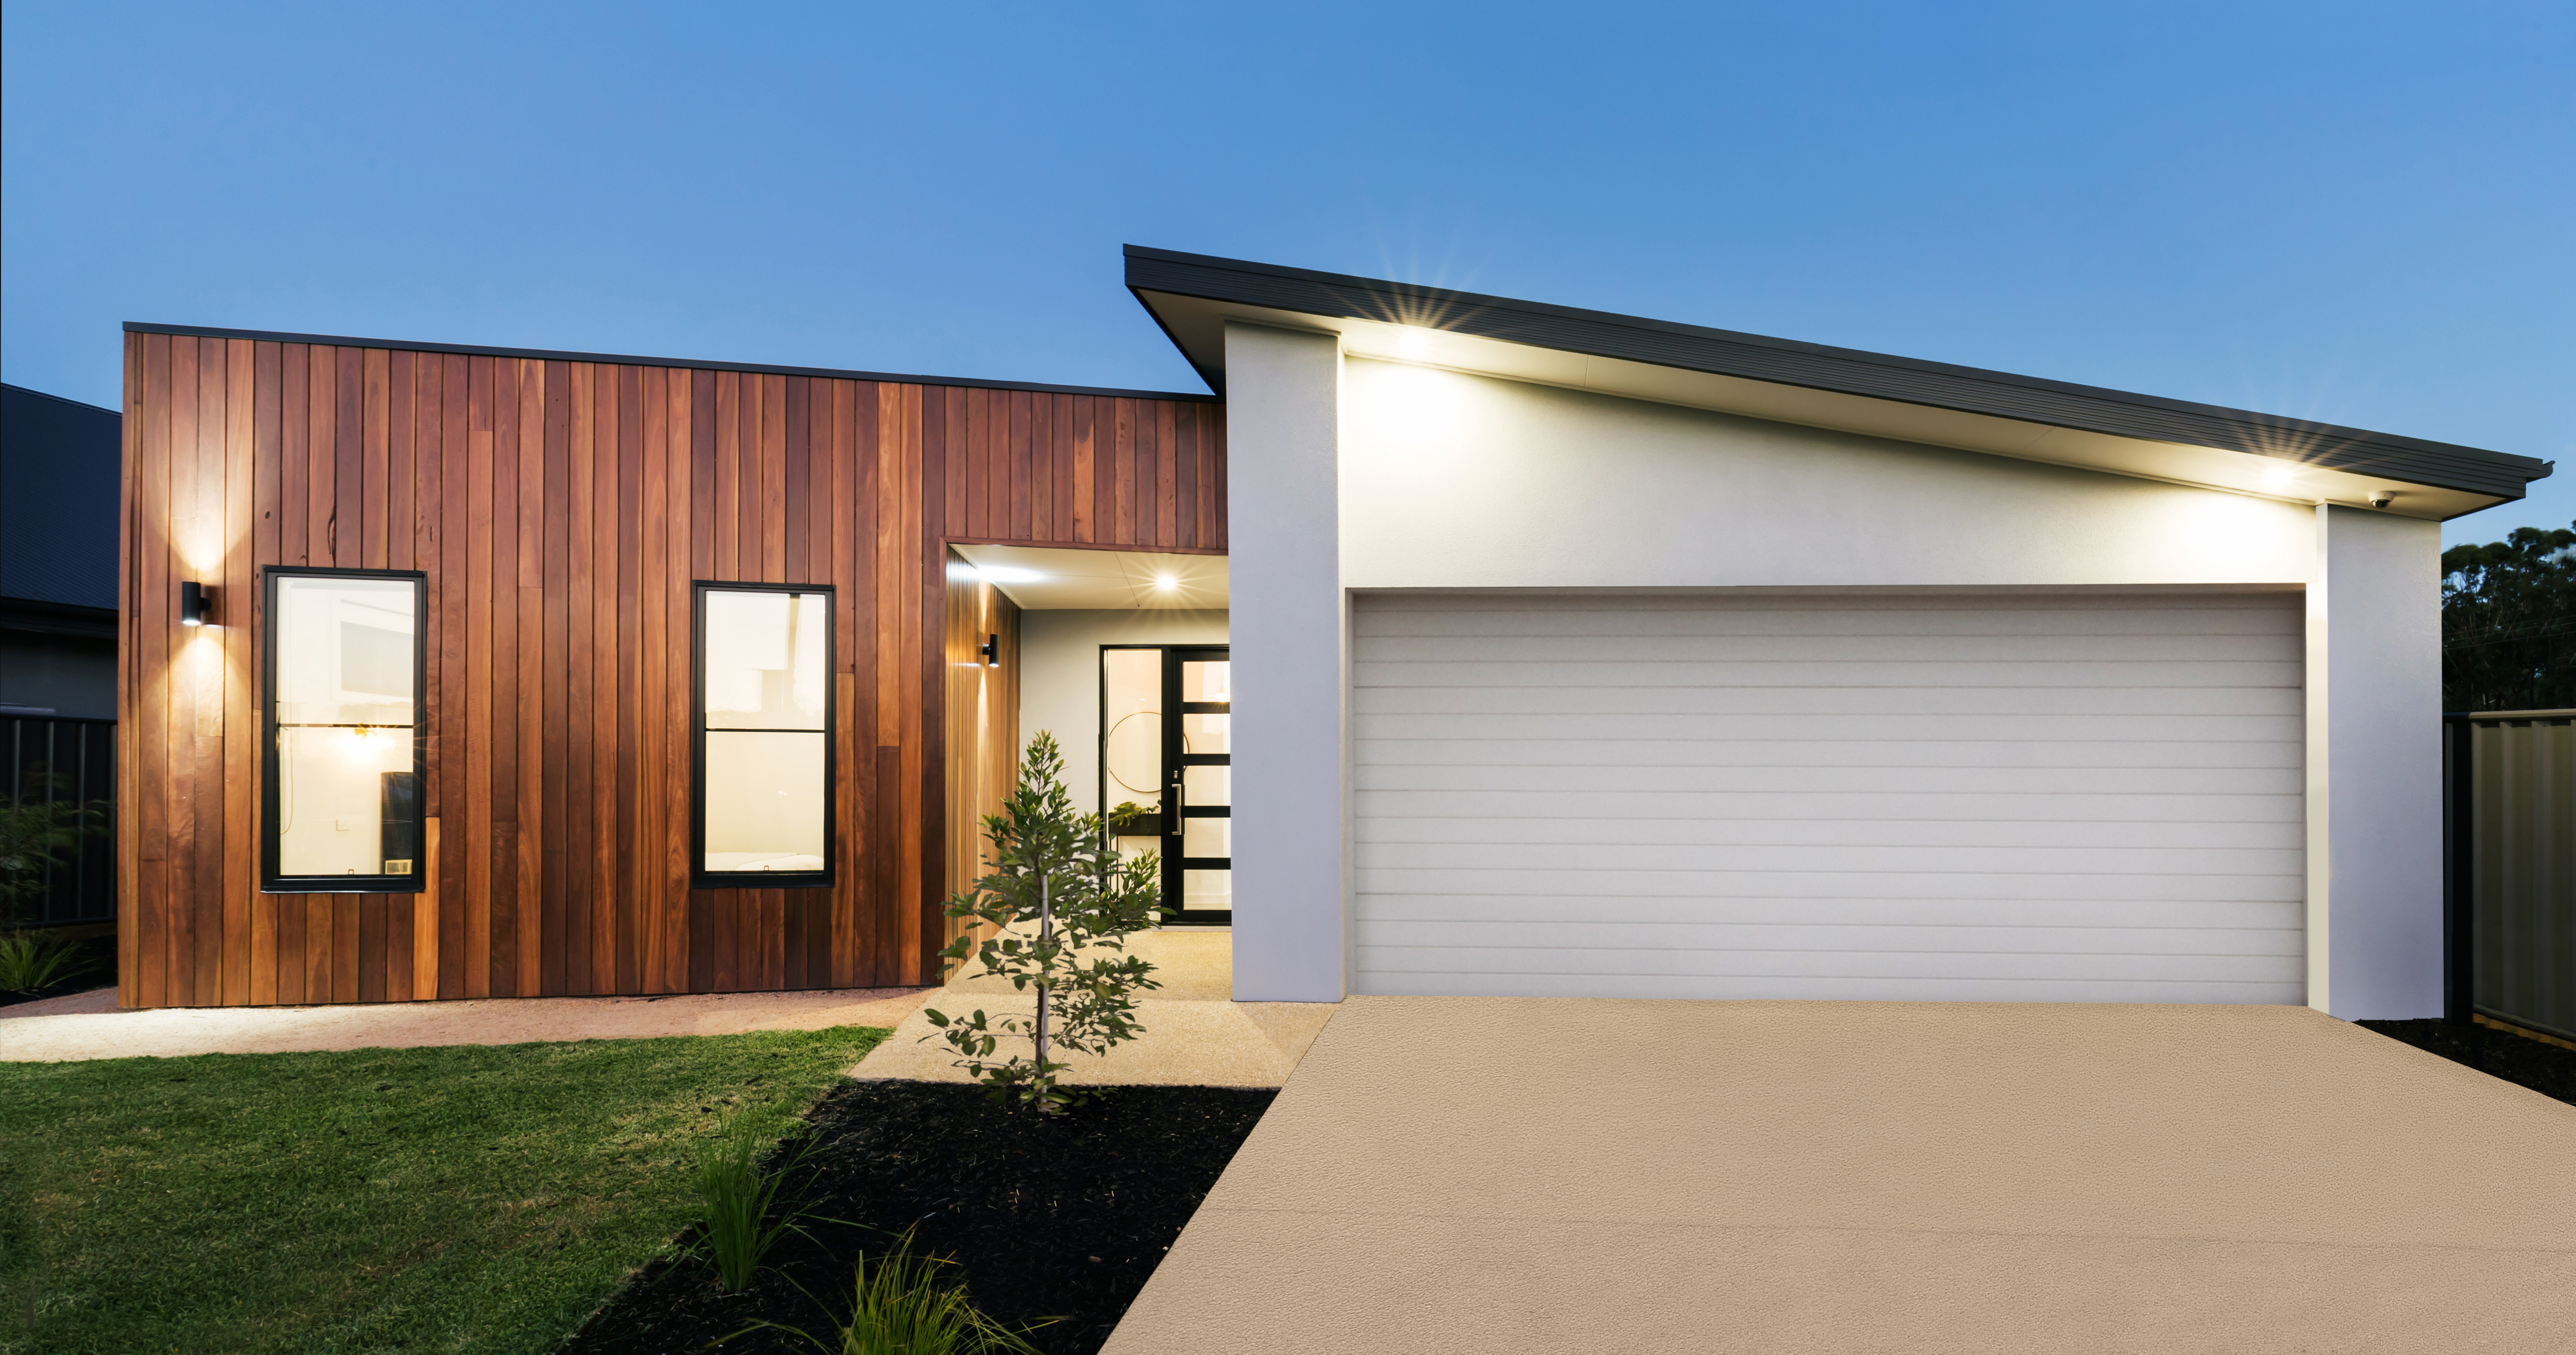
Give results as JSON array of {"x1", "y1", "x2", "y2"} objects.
[
  {"x1": 1016, "y1": 607, "x2": 1229, "y2": 816},
  {"x1": 2307, "y1": 505, "x2": 2444, "y2": 1018},
  {"x1": 1340, "y1": 358, "x2": 2314, "y2": 589},
  {"x1": 1225, "y1": 322, "x2": 1349, "y2": 1002}
]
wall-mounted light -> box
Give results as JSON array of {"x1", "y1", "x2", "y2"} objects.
[
  {"x1": 179, "y1": 581, "x2": 214, "y2": 626},
  {"x1": 978, "y1": 633, "x2": 999, "y2": 666}
]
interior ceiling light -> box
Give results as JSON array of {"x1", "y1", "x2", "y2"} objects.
[{"x1": 1155, "y1": 574, "x2": 1178, "y2": 590}]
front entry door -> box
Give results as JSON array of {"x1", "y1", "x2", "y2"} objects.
[
  {"x1": 1163, "y1": 647, "x2": 1231, "y2": 925},
  {"x1": 1099, "y1": 644, "x2": 1231, "y2": 925}
]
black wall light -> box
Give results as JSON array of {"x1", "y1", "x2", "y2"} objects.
[
  {"x1": 977, "y1": 633, "x2": 999, "y2": 666},
  {"x1": 180, "y1": 581, "x2": 214, "y2": 626}
]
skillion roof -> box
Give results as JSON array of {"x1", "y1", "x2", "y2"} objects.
[{"x1": 1126, "y1": 244, "x2": 2550, "y2": 520}]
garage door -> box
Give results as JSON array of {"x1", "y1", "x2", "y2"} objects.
[{"x1": 1352, "y1": 591, "x2": 2305, "y2": 1003}]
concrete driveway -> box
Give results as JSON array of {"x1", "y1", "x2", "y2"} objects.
[{"x1": 1106, "y1": 996, "x2": 2576, "y2": 1354}]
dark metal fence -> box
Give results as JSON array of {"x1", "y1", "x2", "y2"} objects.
[
  {"x1": 2446, "y1": 709, "x2": 2575, "y2": 1041},
  {"x1": 4, "y1": 715, "x2": 117, "y2": 927}
]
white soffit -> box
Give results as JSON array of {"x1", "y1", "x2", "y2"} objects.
[
  {"x1": 1145, "y1": 291, "x2": 2490, "y2": 521},
  {"x1": 950, "y1": 543, "x2": 1228, "y2": 611}
]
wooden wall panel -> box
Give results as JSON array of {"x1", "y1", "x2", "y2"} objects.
[
  {"x1": 120, "y1": 331, "x2": 1220, "y2": 1006},
  {"x1": 941, "y1": 555, "x2": 1023, "y2": 965}
]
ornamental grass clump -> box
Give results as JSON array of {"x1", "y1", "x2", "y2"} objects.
[
  {"x1": 924, "y1": 731, "x2": 1161, "y2": 1114},
  {"x1": 727, "y1": 1229, "x2": 1049, "y2": 1355},
  {"x1": 694, "y1": 1103, "x2": 809, "y2": 1291}
]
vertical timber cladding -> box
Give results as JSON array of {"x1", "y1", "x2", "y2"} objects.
[
  {"x1": 118, "y1": 331, "x2": 1226, "y2": 1007},
  {"x1": 942, "y1": 554, "x2": 1022, "y2": 956}
]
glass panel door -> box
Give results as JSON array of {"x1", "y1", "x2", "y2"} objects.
[
  {"x1": 1097, "y1": 644, "x2": 1231, "y2": 925},
  {"x1": 1166, "y1": 648, "x2": 1231, "y2": 923}
]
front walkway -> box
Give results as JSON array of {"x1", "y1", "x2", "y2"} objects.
[
  {"x1": 0, "y1": 984, "x2": 927, "y2": 1061},
  {"x1": 853, "y1": 928, "x2": 1336, "y2": 1087},
  {"x1": 1106, "y1": 995, "x2": 2576, "y2": 1354},
  {"x1": 0, "y1": 929, "x2": 1330, "y2": 1079}
]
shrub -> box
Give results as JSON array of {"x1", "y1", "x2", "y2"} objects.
[
  {"x1": 923, "y1": 731, "x2": 1162, "y2": 1114},
  {"x1": 0, "y1": 788, "x2": 102, "y2": 929},
  {"x1": 0, "y1": 929, "x2": 92, "y2": 995}
]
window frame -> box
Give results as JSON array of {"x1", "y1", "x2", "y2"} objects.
[
  {"x1": 691, "y1": 579, "x2": 839, "y2": 891},
  {"x1": 259, "y1": 565, "x2": 430, "y2": 895}
]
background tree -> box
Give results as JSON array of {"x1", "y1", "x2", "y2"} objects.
[
  {"x1": 2442, "y1": 521, "x2": 2576, "y2": 712},
  {"x1": 923, "y1": 731, "x2": 1161, "y2": 1114}
]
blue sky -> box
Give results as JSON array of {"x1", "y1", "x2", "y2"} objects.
[{"x1": 5, "y1": 1, "x2": 2567, "y2": 547}]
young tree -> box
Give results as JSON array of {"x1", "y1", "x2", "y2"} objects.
[
  {"x1": 922, "y1": 731, "x2": 1162, "y2": 1113},
  {"x1": 2442, "y1": 522, "x2": 2576, "y2": 711}
]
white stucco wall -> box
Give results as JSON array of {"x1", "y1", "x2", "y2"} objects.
[
  {"x1": 1017, "y1": 607, "x2": 1229, "y2": 816},
  {"x1": 1339, "y1": 358, "x2": 2315, "y2": 588},
  {"x1": 1225, "y1": 321, "x2": 1350, "y2": 1002},
  {"x1": 2307, "y1": 505, "x2": 2444, "y2": 1018},
  {"x1": 1232, "y1": 343, "x2": 2446, "y2": 1016}
]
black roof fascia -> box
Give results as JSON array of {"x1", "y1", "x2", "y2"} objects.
[
  {"x1": 121, "y1": 322, "x2": 1220, "y2": 405},
  {"x1": 1124, "y1": 245, "x2": 2551, "y2": 500}
]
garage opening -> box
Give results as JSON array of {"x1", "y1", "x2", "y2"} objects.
[{"x1": 1351, "y1": 590, "x2": 2305, "y2": 1003}]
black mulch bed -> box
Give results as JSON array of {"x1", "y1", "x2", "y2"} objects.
[
  {"x1": 563, "y1": 1081, "x2": 1277, "y2": 1355},
  {"x1": 2360, "y1": 1018, "x2": 2576, "y2": 1107}
]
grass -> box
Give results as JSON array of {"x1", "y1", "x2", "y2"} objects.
[{"x1": 0, "y1": 1025, "x2": 889, "y2": 1355}]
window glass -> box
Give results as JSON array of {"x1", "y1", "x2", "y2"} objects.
[
  {"x1": 700, "y1": 588, "x2": 832, "y2": 879},
  {"x1": 270, "y1": 573, "x2": 421, "y2": 884}
]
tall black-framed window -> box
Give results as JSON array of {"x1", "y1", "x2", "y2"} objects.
[
  {"x1": 693, "y1": 581, "x2": 836, "y2": 889},
  {"x1": 262, "y1": 566, "x2": 428, "y2": 894}
]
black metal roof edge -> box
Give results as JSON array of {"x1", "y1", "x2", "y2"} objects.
[
  {"x1": 0, "y1": 596, "x2": 118, "y2": 637},
  {"x1": 0, "y1": 382, "x2": 122, "y2": 417},
  {"x1": 121, "y1": 321, "x2": 1221, "y2": 405},
  {"x1": 1124, "y1": 246, "x2": 2552, "y2": 498}
]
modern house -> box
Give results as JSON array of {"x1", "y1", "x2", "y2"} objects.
[{"x1": 113, "y1": 246, "x2": 2552, "y2": 1017}]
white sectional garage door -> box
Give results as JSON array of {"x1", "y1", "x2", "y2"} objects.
[{"x1": 1351, "y1": 591, "x2": 2305, "y2": 1003}]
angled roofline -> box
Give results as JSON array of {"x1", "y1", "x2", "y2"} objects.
[
  {"x1": 1, "y1": 381, "x2": 121, "y2": 417},
  {"x1": 1124, "y1": 245, "x2": 2550, "y2": 501},
  {"x1": 122, "y1": 321, "x2": 1221, "y2": 405}
]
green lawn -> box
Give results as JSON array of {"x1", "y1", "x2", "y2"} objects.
[{"x1": 0, "y1": 1025, "x2": 890, "y2": 1355}]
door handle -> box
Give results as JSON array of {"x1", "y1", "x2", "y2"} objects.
[{"x1": 1168, "y1": 772, "x2": 1183, "y2": 836}]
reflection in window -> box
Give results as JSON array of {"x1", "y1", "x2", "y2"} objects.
[
  {"x1": 266, "y1": 570, "x2": 423, "y2": 890},
  {"x1": 698, "y1": 585, "x2": 834, "y2": 884}
]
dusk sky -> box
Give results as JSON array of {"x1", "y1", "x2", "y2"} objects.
[{"x1": 5, "y1": 1, "x2": 2568, "y2": 547}]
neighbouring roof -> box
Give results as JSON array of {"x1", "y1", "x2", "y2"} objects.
[
  {"x1": 1125, "y1": 245, "x2": 2552, "y2": 520},
  {"x1": 1, "y1": 383, "x2": 121, "y2": 615},
  {"x1": 121, "y1": 322, "x2": 1218, "y2": 404}
]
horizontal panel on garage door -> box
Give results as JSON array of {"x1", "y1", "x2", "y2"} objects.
[{"x1": 1351, "y1": 591, "x2": 2305, "y2": 1004}]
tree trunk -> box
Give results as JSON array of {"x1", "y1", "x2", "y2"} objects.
[{"x1": 1033, "y1": 870, "x2": 1051, "y2": 1073}]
